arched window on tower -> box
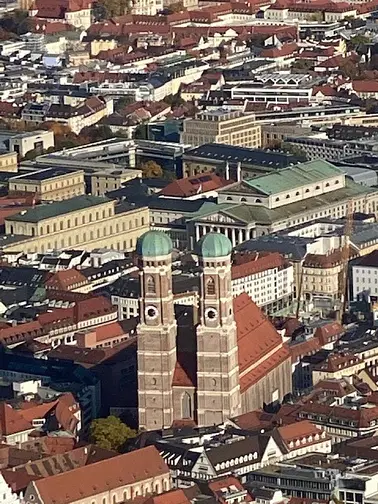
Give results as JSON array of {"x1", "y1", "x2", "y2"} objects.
[
  {"x1": 146, "y1": 276, "x2": 156, "y2": 294},
  {"x1": 206, "y1": 277, "x2": 215, "y2": 295},
  {"x1": 181, "y1": 392, "x2": 192, "y2": 419}
]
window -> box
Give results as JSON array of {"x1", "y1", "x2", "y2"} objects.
[
  {"x1": 146, "y1": 276, "x2": 156, "y2": 294},
  {"x1": 206, "y1": 277, "x2": 215, "y2": 295},
  {"x1": 181, "y1": 392, "x2": 192, "y2": 418}
]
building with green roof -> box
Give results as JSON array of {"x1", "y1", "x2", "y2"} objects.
[
  {"x1": 2, "y1": 195, "x2": 149, "y2": 255},
  {"x1": 188, "y1": 158, "x2": 378, "y2": 249}
]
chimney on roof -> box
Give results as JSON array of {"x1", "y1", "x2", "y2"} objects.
[
  {"x1": 225, "y1": 160, "x2": 230, "y2": 180},
  {"x1": 237, "y1": 162, "x2": 241, "y2": 182}
]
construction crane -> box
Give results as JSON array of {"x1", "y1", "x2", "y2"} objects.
[{"x1": 337, "y1": 200, "x2": 354, "y2": 323}]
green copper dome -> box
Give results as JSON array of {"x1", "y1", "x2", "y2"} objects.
[
  {"x1": 196, "y1": 232, "x2": 232, "y2": 258},
  {"x1": 136, "y1": 230, "x2": 173, "y2": 257}
]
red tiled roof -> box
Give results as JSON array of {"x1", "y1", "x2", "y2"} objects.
[
  {"x1": 260, "y1": 42, "x2": 298, "y2": 58},
  {"x1": 314, "y1": 322, "x2": 343, "y2": 345},
  {"x1": 29, "y1": 446, "x2": 169, "y2": 504},
  {"x1": 0, "y1": 403, "x2": 33, "y2": 436},
  {"x1": 172, "y1": 352, "x2": 197, "y2": 387},
  {"x1": 45, "y1": 269, "x2": 88, "y2": 291},
  {"x1": 278, "y1": 419, "x2": 322, "y2": 444},
  {"x1": 160, "y1": 172, "x2": 232, "y2": 198},
  {"x1": 74, "y1": 295, "x2": 116, "y2": 322},
  {"x1": 91, "y1": 321, "x2": 127, "y2": 342},
  {"x1": 352, "y1": 80, "x2": 378, "y2": 93},
  {"x1": 239, "y1": 346, "x2": 290, "y2": 392},
  {"x1": 232, "y1": 252, "x2": 287, "y2": 280},
  {"x1": 143, "y1": 489, "x2": 191, "y2": 504},
  {"x1": 313, "y1": 85, "x2": 338, "y2": 96},
  {"x1": 299, "y1": 402, "x2": 378, "y2": 428},
  {"x1": 314, "y1": 352, "x2": 362, "y2": 373},
  {"x1": 209, "y1": 477, "x2": 252, "y2": 503},
  {"x1": 234, "y1": 293, "x2": 285, "y2": 375},
  {"x1": 2, "y1": 469, "x2": 41, "y2": 493},
  {"x1": 290, "y1": 338, "x2": 321, "y2": 362},
  {"x1": 18, "y1": 401, "x2": 58, "y2": 423}
]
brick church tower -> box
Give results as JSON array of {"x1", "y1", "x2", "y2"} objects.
[
  {"x1": 136, "y1": 231, "x2": 176, "y2": 431},
  {"x1": 196, "y1": 233, "x2": 241, "y2": 426}
]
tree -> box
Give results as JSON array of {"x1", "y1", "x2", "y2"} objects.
[
  {"x1": 339, "y1": 59, "x2": 361, "y2": 79},
  {"x1": 81, "y1": 124, "x2": 115, "y2": 143},
  {"x1": 89, "y1": 416, "x2": 136, "y2": 451},
  {"x1": 166, "y1": 1, "x2": 185, "y2": 12},
  {"x1": 291, "y1": 59, "x2": 313, "y2": 72},
  {"x1": 309, "y1": 12, "x2": 323, "y2": 22},
  {"x1": 163, "y1": 93, "x2": 185, "y2": 108},
  {"x1": 0, "y1": 10, "x2": 31, "y2": 35},
  {"x1": 23, "y1": 148, "x2": 43, "y2": 161},
  {"x1": 281, "y1": 142, "x2": 308, "y2": 161},
  {"x1": 94, "y1": 0, "x2": 131, "y2": 19},
  {"x1": 140, "y1": 160, "x2": 163, "y2": 178},
  {"x1": 115, "y1": 96, "x2": 135, "y2": 112},
  {"x1": 349, "y1": 34, "x2": 371, "y2": 49}
]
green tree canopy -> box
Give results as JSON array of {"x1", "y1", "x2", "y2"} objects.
[
  {"x1": 281, "y1": 142, "x2": 308, "y2": 161},
  {"x1": 89, "y1": 416, "x2": 137, "y2": 451},
  {"x1": 0, "y1": 10, "x2": 31, "y2": 35}
]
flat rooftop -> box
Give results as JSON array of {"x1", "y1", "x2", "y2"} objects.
[
  {"x1": 10, "y1": 130, "x2": 50, "y2": 139},
  {"x1": 5, "y1": 195, "x2": 110, "y2": 223},
  {"x1": 10, "y1": 167, "x2": 83, "y2": 182},
  {"x1": 184, "y1": 143, "x2": 300, "y2": 168}
]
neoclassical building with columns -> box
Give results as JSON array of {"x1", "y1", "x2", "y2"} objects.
[
  {"x1": 187, "y1": 160, "x2": 378, "y2": 248},
  {"x1": 136, "y1": 230, "x2": 292, "y2": 431}
]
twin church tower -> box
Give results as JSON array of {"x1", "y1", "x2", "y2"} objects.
[{"x1": 136, "y1": 230, "x2": 241, "y2": 430}]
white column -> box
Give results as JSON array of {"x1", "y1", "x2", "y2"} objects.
[
  {"x1": 238, "y1": 229, "x2": 243, "y2": 244},
  {"x1": 231, "y1": 228, "x2": 236, "y2": 247},
  {"x1": 196, "y1": 225, "x2": 200, "y2": 242}
]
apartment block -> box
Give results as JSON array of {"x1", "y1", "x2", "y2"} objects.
[{"x1": 181, "y1": 109, "x2": 261, "y2": 149}]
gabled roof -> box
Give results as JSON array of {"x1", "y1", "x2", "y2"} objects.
[
  {"x1": 278, "y1": 419, "x2": 323, "y2": 445},
  {"x1": 232, "y1": 251, "x2": 287, "y2": 279},
  {"x1": 28, "y1": 446, "x2": 169, "y2": 504},
  {"x1": 207, "y1": 435, "x2": 268, "y2": 468},
  {"x1": 45, "y1": 269, "x2": 88, "y2": 291},
  {"x1": 0, "y1": 403, "x2": 33, "y2": 436},
  {"x1": 159, "y1": 172, "x2": 231, "y2": 198},
  {"x1": 245, "y1": 160, "x2": 343, "y2": 196}
]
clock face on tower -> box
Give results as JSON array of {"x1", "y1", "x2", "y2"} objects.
[
  {"x1": 145, "y1": 305, "x2": 159, "y2": 320},
  {"x1": 205, "y1": 307, "x2": 218, "y2": 321}
]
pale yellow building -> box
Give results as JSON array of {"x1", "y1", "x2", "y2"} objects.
[
  {"x1": 181, "y1": 109, "x2": 261, "y2": 148},
  {"x1": 90, "y1": 38, "x2": 117, "y2": 57},
  {"x1": 91, "y1": 168, "x2": 142, "y2": 196},
  {"x1": 0, "y1": 152, "x2": 18, "y2": 173},
  {"x1": 9, "y1": 168, "x2": 85, "y2": 201},
  {"x1": 302, "y1": 250, "x2": 343, "y2": 302},
  {"x1": 2, "y1": 195, "x2": 149, "y2": 254}
]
